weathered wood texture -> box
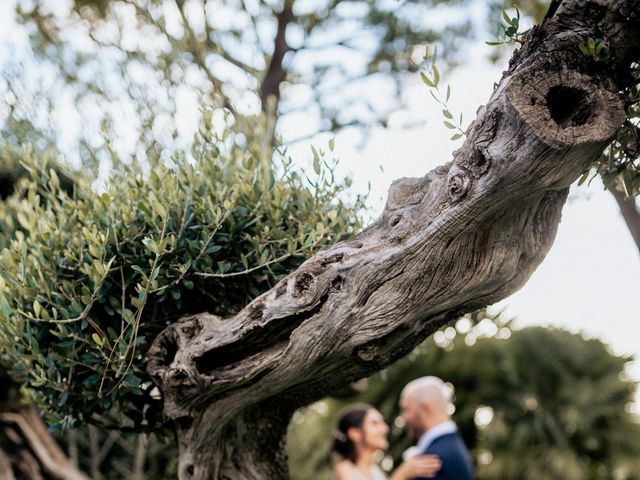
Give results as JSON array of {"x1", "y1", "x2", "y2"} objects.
[{"x1": 148, "y1": 1, "x2": 640, "y2": 478}]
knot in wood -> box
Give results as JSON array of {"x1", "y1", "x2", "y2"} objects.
[
  {"x1": 165, "y1": 367, "x2": 195, "y2": 389},
  {"x1": 293, "y1": 272, "x2": 315, "y2": 297},
  {"x1": 179, "y1": 318, "x2": 202, "y2": 339},
  {"x1": 250, "y1": 304, "x2": 264, "y2": 320},
  {"x1": 386, "y1": 177, "x2": 428, "y2": 210},
  {"x1": 320, "y1": 252, "x2": 344, "y2": 267},
  {"x1": 356, "y1": 345, "x2": 378, "y2": 362},
  {"x1": 389, "y1": 214, "x2": 402, "y2": 227},
  {"x1": 458, "y1": 147, "x2": 491, "y2": 179},
  {"x1": 447, "y1": 171, "x2": 471, "y2": 202},
  {"x1": 274, "y1": 281, "x2": 288, "y2": 298},
  {"x1": 330, "y1": 276, "x2": 344, "y2": 292}
]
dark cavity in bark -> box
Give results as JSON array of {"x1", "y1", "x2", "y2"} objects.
[
  {"x1": 194, "y1": 293, "x2": 329, "y2": 374},
  {"x1": 546, "y1": 86, "x2": 593, "y2": 127}
]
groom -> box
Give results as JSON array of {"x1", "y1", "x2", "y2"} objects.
[{"x1": 400, "y1": 376, "x2": 475, "y2": 480}]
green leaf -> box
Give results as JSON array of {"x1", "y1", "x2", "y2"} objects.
[
  {"x1": 595, "y1": 41, "x2": 605, "y2": 54},
  {"x1": 442, "y1": 109, "x2": 453, "y2": 120},
  {"x1": 420, "y1": 72, "x2": 435, "y2": 88},
  {"x1": 502, "y1": 10, "x2": 512, "y2": 25},
  {"x1": 92, "y1": 333, "x2": 103, "y2": 346},
  {"x1": 204, "y1": 244, "x2": 222, "y2": 255},
  {"x1": 123, "y1": 373, "x2": 140, "y2": 388},
  {"x1": 311, "y1": 145, "x2": 321, "y2": 174},
  {"x1": 142, "y1": 237, "x2": 158, "y2": 254},
  {"x1": 328, "y1": 138, "x2": 335, "y2": 152},
  {"x1": 450, "y1": 133, "x2": 463, "y2": 141},
  {"x1": 0, "y1": 296, "x2": 11, "y2": 318},
  {"x1": 88, "y1": 244, "x2": 102, "y2": 259},
  {"x1": 151, "y1": 199, "x2": 167, "y2": 218},
  {"x1": 443, "y1": 121, "x2": 457, "y2": 129}
]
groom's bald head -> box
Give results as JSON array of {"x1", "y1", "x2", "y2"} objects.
[
  {"x1": 400, "y1": 376, "x2": 452, "y2": 438},
  {"x1": 401, "y1": 376, "x2": 451, "y2": 411}
]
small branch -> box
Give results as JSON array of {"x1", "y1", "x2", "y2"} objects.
[
  {"x1": 0, "y1": 448, "x2": 16, "y2": 480},
  {"x1": 131, "y1": 433, "x2": 148, "y2": 480},
  {"x1": 173, "y1": 0, "x2": 236, "y2": 114},
  {"x1": 259, "y1": 1, "x2": 295, "y2": 109},
  {"x1": 0, "y1": 409, "x2": 89, "y2": 480},
  {"x1": 607, "y1": 185, "x2": 640, "y2": 253}
]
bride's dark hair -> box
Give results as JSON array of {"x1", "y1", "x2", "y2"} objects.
[{"x1": 331, "y1": 404, "x2": 373, "y2": 463}]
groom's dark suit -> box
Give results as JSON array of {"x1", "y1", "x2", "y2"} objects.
[{"x1": 416, "y1": 431, "x2": 474, "y2": 480}]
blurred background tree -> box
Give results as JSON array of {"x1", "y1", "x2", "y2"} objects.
[{"x1": 288, "y1": 314, "x2": 640, "y2": 480}]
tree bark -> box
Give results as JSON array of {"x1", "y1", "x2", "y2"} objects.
[
  {"x1": 0, "y1": 408, "x2": 90, "y2": 480},
  {"x1": 0, "y1": 367, "x2": 90, "y2": 480},
  {"x1": 148, "y1": 1, "x2": 640, "y2": 478},
  {"x1": 608, "y1": 185, "x2": 640, "y2": 252}
]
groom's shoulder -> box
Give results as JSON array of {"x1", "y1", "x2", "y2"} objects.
[
  {"x1": 424, "y1": 433, "x2": 473, "y2": 466},
  {"x1": 425, "y1": 432, "x2": 467, "y2": 454},
  {"x1": 424, "y1": 433, "x2": 474, "y2": 479}
]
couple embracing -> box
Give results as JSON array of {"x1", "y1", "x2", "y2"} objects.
[{"x1": 332, "y1": 376, "x2": 475, "y2": 480}]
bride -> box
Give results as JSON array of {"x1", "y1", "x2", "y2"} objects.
[{"x1": 332, "y1": 404, "x2": 441, "y2": 480}]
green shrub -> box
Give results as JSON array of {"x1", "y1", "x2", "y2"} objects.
[{"x1": 0, "y1": 110, "x2": 365, "y2": 433}]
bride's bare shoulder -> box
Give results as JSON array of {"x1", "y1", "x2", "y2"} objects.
[{"x1": 333, "y1": 460, "x2": 356, "y2": 479}]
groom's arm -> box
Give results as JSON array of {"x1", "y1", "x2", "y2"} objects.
[{"x1": 420, "y1": 438, "x2": 475, "y2": 480}]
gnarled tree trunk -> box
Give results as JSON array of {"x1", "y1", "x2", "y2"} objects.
[{"x1": 147, "y1": 1, "x2": 640, "y2": 478}]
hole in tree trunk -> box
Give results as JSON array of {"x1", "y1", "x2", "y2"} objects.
[
  {"x1": 546, "y1": 86, "x2": 593, "y2": 128},
  {"x1": 175, "y1": 416, "x2": 194, "y2": 431},
  {"x1": 152, "y1": 329, "x2": 178, "y2": 368},
  {"x1": 194, "y1": 293, "x2": 329, "y2": 375}
]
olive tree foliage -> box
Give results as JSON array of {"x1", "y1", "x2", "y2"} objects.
[
  {"x1": 289, "y1": 320, "x2": 640, "y2": 480},
  {"x1": 0, "y1": 110, "x2": 365, "y2": 433}
]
